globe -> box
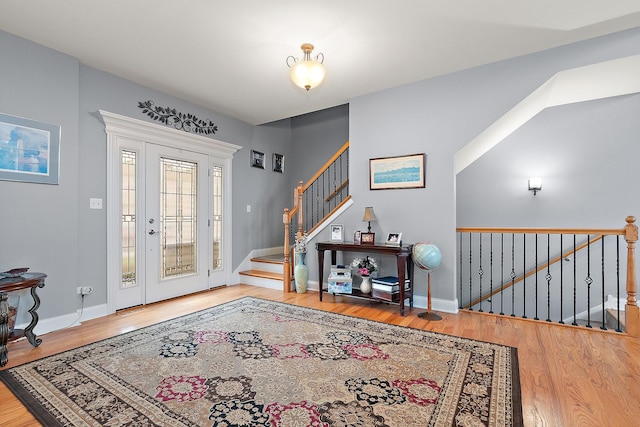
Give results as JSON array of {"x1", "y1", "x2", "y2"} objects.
[{"x1": 412, "y1": 243, "x2": 441, "y2": 271}]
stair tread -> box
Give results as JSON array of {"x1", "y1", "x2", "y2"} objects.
[
  {"x1": 239, "y1": 269, "x2": 284, "y2": 280},
  {"x1": 251, "y1": 255, "x2": 286, "y2": 264}
]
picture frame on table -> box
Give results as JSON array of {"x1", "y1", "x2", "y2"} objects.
[
  {"x1": 331, "y1": 224, "x2": 344, "y2": 242},
  {"x1": 385, "y1": 232, "x2": 402, "y2": 246},
  {"x1": 251, "y1": 149, "x2": 265, "y2": 169},
  {"x1": 0, "y1": 112, "x2": 61, "y2": 185},
  {"x1": 273, "y1": 153, "x2": 284, "y2": 173},
  {"x1": 369, "y1": 153, "x2": 426, "y2": 190},
  {"x1": 361, "y1": 232, "x2": 375, "y2": 245},
  {"x1": 353, "y1": 230, "x2": 361, "y2": 245}
]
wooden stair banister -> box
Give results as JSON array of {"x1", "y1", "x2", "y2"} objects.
[
  {"x1": 283, "y1": 141, "x2": 350, "y2": 292},
  {"x1": 464, "y1": 235, "x2": 603, "y2": 309},
  {"x1": 458, "y1": 216, "x2": 639, "y2": 337}
]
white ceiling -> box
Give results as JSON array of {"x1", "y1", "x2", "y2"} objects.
[{"x1": 2, "y1": 1, "x2": 640, "y2": 125}]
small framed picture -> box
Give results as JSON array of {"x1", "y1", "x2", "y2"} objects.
[
  {"x1": 385, "y1": 232, "x2": 402, "y2": 246},
  {"x1": 331, "y1": 224, "x2": 344, "y2": 242},
  {"x1": 251, "y1": 149, "x2": 265, "y2": 169},
  {"x1": 361, "y1": 232, "x2": 375, "y2": 245},
  {"x1": 353, "y1": 230, "x2": 361, "y2": 244},
  {"x1": 273, "y1": 153, "x2": 284, "y2": 173}
]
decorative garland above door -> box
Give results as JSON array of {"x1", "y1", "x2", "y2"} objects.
[{"x1": 138, "y1": 100, "x2": 218, "y2": 135}]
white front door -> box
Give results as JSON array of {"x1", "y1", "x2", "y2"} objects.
[
  {"x1": 102, "y1": 111, "x2": 241, "y2": 313},
  {"x1": 144, "y1": 144, "x2": 209, "y2": 303}
]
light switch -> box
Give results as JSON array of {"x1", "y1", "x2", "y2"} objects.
[
  {"x1": 90, "y1": 198, "x2": 103, "y2": 209},
  {"x1": 246, "y1": 204, "x2": 251, "y2": 213}
]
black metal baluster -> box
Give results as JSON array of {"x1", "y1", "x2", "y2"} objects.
[
  {"x1": 510, "y1": 234, "x2": 516, "y2": 317},
  {"x1": 572, "y1": 234, "x2": 578, "y2": 326},
  {"x1": 559, "y1": 234, "x2": 565, "y2": 324},
  {"x1": 333, "y1": 159, "x2": 337, "y2": 210},
  {"x1": 468, "y1": 233, "x2": 473, "y2": 311},
  {"x1": 601, "y1": 236, "x2": 607, "y2": 330},
  {"x1": 478, "y1": 233, "x2": 484, "y2": 312},
  {"x1": 534, "y1": 234, "x2": 539, "y2": 321},
  {"x1": 522, "y1": 234, "x2": 527, "y2": 319},
  {"x1": 489, "y1": 233, "x2": 494, "y2": 314},
  {"x1": 500, "y1": 233, "x2": 505, "y2": 316},
  {"x1": 313, "y1": 183, "x2": 324, "y2": 224},
  {"x1": 546, "y1": 234, "x2": 552, "y2": 322},
  {"x1": 586, "y1": 235, "x2": 593, "y2": 328},
  {"x1": 321, "y1": 171, "x2": 326, "y2": 218}
]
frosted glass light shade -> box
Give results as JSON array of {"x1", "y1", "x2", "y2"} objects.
[{"x1": 290, "y1": 60, "x2": 326, "y2": 91}]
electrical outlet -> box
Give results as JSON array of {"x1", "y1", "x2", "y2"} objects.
[{"x1": 77, "y1": 286, "x2": 93, "y2": 295}]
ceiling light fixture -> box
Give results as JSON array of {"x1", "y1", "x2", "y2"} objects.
[{"x1": 286, "y1": 43, "x2": 326, "y2": 91}]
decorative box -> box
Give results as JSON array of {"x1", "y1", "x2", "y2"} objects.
[
  {"x1": 328, "y1": 271, "x2": 352, "y2": 294},
  {"x1": 331, "y1": 265, "x2": 351, "y2": 275}
]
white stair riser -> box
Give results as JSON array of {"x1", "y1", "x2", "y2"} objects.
[
  {"x1": 239, "y1": 274, "x2": 283, "y2": 290},
  {"x1": 251, "y1": 261, "x2": 284, "y2": 274}
]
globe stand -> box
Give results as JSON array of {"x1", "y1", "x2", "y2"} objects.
[{"x1": 418, "y1": 271, "x2": 442, "y2": 321}]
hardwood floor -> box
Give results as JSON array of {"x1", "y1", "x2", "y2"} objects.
[{"x1": 1, "y1": 284, "x2": 639, "y2": 426}]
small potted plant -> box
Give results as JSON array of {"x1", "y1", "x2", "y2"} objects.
[{"x1": 351, "y1": 256, "x2": 377, "y2": 293}]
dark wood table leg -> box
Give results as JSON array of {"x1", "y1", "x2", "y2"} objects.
[
  {"x1": 0, "y1": 293, "x2": 8, "y2": 367},
  {"x1": 24, "y1": 282, "x2": 44, "y2": 347},
  {"x1": 318, "y1": 248, "x2": 325, "y2": 301},
  {"x1": 397, "y1": 254, "x2": 407, "y2": 316},
  {"x1": 407, "y1": 254, "x2": 414, "y2": 308}
]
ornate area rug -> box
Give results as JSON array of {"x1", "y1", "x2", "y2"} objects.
[{"x1": 1, "y1": 297, "x2": 522, "y2": 426}]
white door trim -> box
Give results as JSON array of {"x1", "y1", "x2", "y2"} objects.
[{"x1": 100, "y1": 110, "x2": 241, "y2": 314}]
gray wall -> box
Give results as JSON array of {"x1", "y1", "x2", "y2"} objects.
[
  {"x1": 342, "y1": 27, "x2": 640, "y2": 304},
  {"x1": 289, "y1": 104, "x2": 349, "y2": 187},
  {"x1": 0, "y1": 32, "x2": 80, "y2": 319},
  {"x1": 457, "y1": 94, "x2": 640, "y2": 228}
]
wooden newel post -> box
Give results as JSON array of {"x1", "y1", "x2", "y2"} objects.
[
  {"x1": 624, "y1": 216, "x2": 639, "y2": 336},
  {"x1": 296, "y1": 181, "x2": 304, "y2": 241},
  {"x1": 283, "y1": 208, "x2": 292, "y2": 293}
]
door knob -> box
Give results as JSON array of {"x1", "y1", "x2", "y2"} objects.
[{"x1": 148, "y1": 229, "x2": 157, "y2": 235}]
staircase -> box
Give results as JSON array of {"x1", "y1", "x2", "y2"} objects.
[
  {"x1": 239, "y1": 141, "x2": 351, "y2": 293},
  {"x1": 239, "y1": 254, "x2": 287, "y2": 290}
]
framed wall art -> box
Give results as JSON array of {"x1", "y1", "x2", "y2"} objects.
[
  {"x1": 0, "y1": 112, "x2": 61, "y2": 185},
  {"x1": 369, "y1": 153, "x2": 425, "y2": 190},
  {"x1": 273, "y1": 153, "x2": 284, "y2": 173},
  {"x1": 251, "y1": 149, "x2": 265, "y2": 169}
]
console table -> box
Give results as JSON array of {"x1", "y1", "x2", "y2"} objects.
[
  {"x1": 0, "y1": 272, "x2": 46, "y2": 367},
  {"x1": 316, "y1": 242, "x2": 414, "y2": 315}
]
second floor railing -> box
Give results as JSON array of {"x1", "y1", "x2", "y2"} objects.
[
  {"x1": 457, "y1": 217, "x2": 639, "y2": 336},
  {"x1": 283, "y1": 141, "x2": 351, "y2": 292}
]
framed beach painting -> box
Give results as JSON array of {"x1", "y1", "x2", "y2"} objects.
[
  {"x1": 0, "y1": 112, "x2": 61, "y2": 185},
  {"x1": 369, "y1": 153, "x2": 425, "y2": 190}
]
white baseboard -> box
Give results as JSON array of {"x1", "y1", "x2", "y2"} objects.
[
  {"x1": 14, "y1": 303, "x2": 110, "y2": 337},
  {"x1": 412, "y1": 295, "x2": 459, "y2": 314}
]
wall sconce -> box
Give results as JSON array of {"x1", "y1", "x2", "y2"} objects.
[
  {"x1": 528, "y1": 177, "x2": 542, "y2": 196},
  {"x1": 286, "y1": 43, "x2": 326, "y2": 91}
]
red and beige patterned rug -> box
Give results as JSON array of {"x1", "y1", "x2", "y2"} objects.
[{"x1": 1, "y1": 297, "x2": 522, "y2": 426}]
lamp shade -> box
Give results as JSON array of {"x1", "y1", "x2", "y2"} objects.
[{"x1": 362, "y1": 207, "x2": 377, "y2": 222}]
